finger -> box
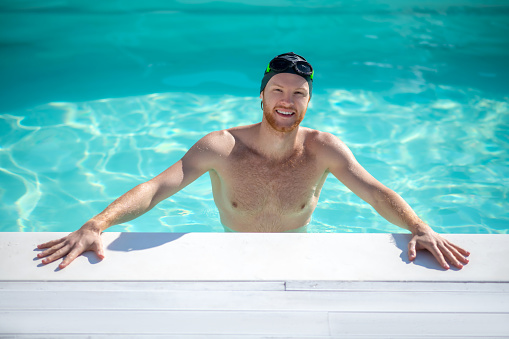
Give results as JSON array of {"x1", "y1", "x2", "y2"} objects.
[
  {"x1": 428, "y1": 244, "x2": 450, "y2": 270},
  {"x1": 448, "y1": 241, "x2": 470, "y2": 257},
  {"x1": 408, "y1": 239, "x2": 417, "y2": 261},
  {"x1": 41, "y1": 245, "x2": 71, "y2": 265},
  {"x1": 445, "y1": 242, "x2": 469, "y2": 265},
  {"x1": 93, "y1": 239, "x2": 105, "y2": 260},
  {"x1": 37, "y1": 241, "x2": 66, "y2": 259},
  {"x1": 439, "y1": 243, "x2": 463, "y2": 269},
  {"x1": 59, "y1": 247, "x2": 86, "y2": 269},
  {"x1": 37, "y1": 237, "x2": 66, "y2": 249}
]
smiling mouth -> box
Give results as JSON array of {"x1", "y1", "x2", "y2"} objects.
[{"x1": 276, "y1": 109, "x2": 295, "y2": 117}]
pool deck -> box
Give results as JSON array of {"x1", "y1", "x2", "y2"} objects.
[{"x1": 1, "y1": 232, "x2": 508, "y2": 338}]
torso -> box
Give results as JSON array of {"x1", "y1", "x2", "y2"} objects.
[{"x1": 208, "y1": 124, "x2": 330, "y2": 232}]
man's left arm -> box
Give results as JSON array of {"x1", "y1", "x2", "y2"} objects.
[{"x1": 319, "y1": 132, "x2": 470, "y2": 269}]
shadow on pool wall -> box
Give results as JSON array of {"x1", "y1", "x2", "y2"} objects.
[{"x1": 107, "y1": 232, "x2": 187, "y2": 252}]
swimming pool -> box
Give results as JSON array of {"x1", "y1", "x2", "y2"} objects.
[{"x1": 1, "y1": 1, "x2": 508, "y2": 234}]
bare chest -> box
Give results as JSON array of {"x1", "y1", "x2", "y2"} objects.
[{"x1": 213, "y1": 147, "x2": 327, "y2": 214}]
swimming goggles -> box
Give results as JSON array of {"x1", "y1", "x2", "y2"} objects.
[{"x1": 265, "y1": 58, "x2": 314, "y2": 80}]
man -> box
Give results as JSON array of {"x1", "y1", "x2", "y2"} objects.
[{"x1": 37, "y1": 52, "x2": 470, "y2": 270}]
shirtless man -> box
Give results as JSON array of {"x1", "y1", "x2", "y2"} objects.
[{"x1": 37, "y1": 52, "x2": 470, "y2": 270}]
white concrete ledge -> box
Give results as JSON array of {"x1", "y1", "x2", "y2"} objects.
[
  {"x1": 1, "y1": 232, "x2": 508, "y2": 282},
  {"x1": 1, "y1": 232, "x2": 508, "y2": 338}
]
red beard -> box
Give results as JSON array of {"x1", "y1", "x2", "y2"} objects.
[{"x1": 262, "y1": 101, "x2": 305, "y2": 133}]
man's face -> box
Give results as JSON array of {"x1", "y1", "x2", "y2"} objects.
[{"x1": 261, "y1": 73, "x2": 310, "y2": 133}]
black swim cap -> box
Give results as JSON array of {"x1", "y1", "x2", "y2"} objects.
[{"x1": 260, "y1": 52, "x2": 314, "y2": 97}]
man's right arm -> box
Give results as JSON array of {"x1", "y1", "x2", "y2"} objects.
[{"x1": 37, "y1": 130, "x2": 230, "y2": 269}]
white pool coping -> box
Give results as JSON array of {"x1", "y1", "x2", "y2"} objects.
[
  {"x1": 2, "y1": 232, "x2": 508, "y2": 281},
  {"x1": 1, "y1": 232, "x2": 508, "y2": 338}
]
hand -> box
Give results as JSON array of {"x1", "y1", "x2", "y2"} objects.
[
  {"x1": 408, "y1": 229, "x2": 470, "y2": 270},
  {"x1": 36, "y1": 225, "x2": 105, "y2": 269}
]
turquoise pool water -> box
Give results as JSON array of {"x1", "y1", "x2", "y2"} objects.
[{"x1": 1, "y1": 1, "x2": 508, "y2": 233}]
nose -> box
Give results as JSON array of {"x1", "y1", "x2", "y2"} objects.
[{"x1": 279, "y1": 91, "x2": 294, "y2": 106}]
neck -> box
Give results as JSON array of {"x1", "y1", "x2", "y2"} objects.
[{"x1": 255, "y1": 119, "x2": 300, "y2": 159}]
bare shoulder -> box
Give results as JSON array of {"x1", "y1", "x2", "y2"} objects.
[
  {"x1": 303, "y1": 128, "x2": 351, "y2": 155},
  {"x1": 192, "y1": 129, "x2": 235, "y2": 156},
  {"x1": 192, "y1": 123, "x2": 259, "y2": 157},
  {"x1": 179, "y1": 129, "x2": 235, "y2": 172},
  {"x1": 302, "y1": 128, "x2": 356, "y2": 170}
]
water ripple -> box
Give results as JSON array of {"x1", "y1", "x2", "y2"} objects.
[{"x1": 0, "y1": 90, "x2": 507, "y2": 233}]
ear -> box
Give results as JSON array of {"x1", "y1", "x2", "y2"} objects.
[{"x1": 260, "y1": 91, "x2": 264, "y2": 100}]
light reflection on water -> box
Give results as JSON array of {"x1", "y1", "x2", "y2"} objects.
[{"x1": 0, "y1": 89, "x2": 507, "y2": 233}]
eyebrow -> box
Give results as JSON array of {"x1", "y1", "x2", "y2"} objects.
[{"x1": 270, "y1": 83, "x2": 308, "y2": 92}]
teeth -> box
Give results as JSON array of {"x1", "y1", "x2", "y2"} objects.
[{"x1": 277, "y1": 110, "x2": 294, "y2": 115}]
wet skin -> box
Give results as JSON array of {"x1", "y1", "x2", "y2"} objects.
[{"x1": 37, "y1": 73, "x2": 470, "y2": 270}]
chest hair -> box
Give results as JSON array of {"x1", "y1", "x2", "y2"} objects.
[{"x1": 223, "y1": 144, "x2": 321, "y2": 213}]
